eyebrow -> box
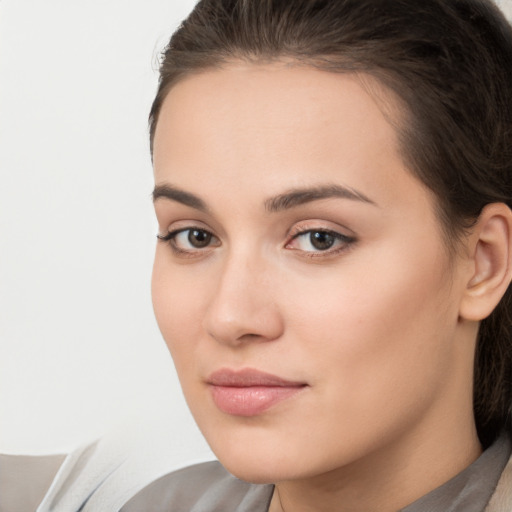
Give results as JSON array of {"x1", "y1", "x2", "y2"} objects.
[
  {"x1": 264, "y1": 184, "x2": 377, "y2": 212},
  {"x1": 153, "y1": 184, "x2": 208, "y2": 212},
  {"x1": 152, "y1": 183, "x2": 376, "y2": 212}
]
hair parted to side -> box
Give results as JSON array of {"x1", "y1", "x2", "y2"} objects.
[{"x1": 150, "y1": 0, "x2": 512, "y2": 447}]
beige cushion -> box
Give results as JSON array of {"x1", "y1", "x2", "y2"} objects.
[{"x1": 0, "y1": 454, "x2": 65, "y2": 512}]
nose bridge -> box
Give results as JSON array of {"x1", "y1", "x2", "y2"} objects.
[{"x1": 203, "y1": 245, "x2": 283, "y2": 345}]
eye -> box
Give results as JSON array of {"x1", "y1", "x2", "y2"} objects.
[
  {"x1": 177, "y1": 228, "x2": 213, "y2": 248},
  {"x1": 157, "y1": 227, "x2": 220, "y2": 254},
  {"x1": 286, "y1": 228, "x2": 355, "y2": 255}
]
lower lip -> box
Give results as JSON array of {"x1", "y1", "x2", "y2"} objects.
[{"x1": 209, "y1": 385, "x2": 304, "y2": 416}]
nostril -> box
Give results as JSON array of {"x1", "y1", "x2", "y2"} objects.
[
  {"x1": 207, "y1": 329, "x2": 272, "y2": 346},
  {"x1": 237, "y1": 332, "x2": 272, "y2": 343}
]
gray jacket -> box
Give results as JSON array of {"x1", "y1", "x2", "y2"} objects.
[{"x1": 2, "y1": 435, "x2": 511, "y2": 512}]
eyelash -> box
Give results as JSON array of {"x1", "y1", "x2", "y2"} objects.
[
  {"x1": 286, "y1": 227, "x2": 356, "y2": 259},
  {"x1": 157, "y1": 227, "x2": 219, "y2": 258},
  {"x1": 157, "y1": 225, "x2": 356, "y2": 259}
]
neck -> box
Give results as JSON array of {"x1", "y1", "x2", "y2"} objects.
[{"x1": 269, "y1": 421, "x2": 481, "y2": 512}]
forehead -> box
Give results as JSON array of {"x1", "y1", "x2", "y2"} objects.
[
  {"x1": 152, "y1": 63, "x2": 430, "y2": 215},
  {"x1": 154, "y1": 63, "x2": 400, "y2": 147}
]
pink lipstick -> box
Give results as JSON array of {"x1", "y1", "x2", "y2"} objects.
[{"x1": 207, "y1": 368, "x2": 307, "y2": 416}]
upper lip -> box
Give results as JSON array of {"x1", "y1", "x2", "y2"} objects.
[{"x1": 207, "y1": 368, "x2": 306, "y2": 387}]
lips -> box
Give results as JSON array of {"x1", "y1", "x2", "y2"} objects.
[{"x1": 207, "y1": 368, "x2": 307, "y2": 416}]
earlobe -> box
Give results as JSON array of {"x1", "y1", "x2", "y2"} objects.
[{"x1": 459, "y1": 203, "x2": 512, "y2": 321}]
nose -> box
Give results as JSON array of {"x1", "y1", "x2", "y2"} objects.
[{"x1": 202, "y1": 251, "x2": 284, "y2": 346}]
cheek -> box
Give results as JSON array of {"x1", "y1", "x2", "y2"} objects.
[
  {"x1": 151, "y1": 251, "x2": 207, "y2": 358},
  {"x1": 282, "y1": 240, "x2": 457, "y2": 418}
]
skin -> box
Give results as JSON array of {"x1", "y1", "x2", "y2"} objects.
[{"x1": 151, "y1": 63, "x2": 484, "y2": 512}]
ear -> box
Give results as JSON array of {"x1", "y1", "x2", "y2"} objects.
[{"x1": 459, "y1": 203, "x2": 512, "y2": 321}]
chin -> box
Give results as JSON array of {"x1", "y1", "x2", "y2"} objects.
[
  {"x1": 201, "y1": 425, "x2": 335, "y2": 484},
  {"x1": 217, "y1": 452, "x2": 302, "y2": 484}
]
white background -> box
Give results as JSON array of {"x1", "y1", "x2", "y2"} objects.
[
  {"x1": 0, "y1": 0, "x2": 212, "y2": 459},
  {"x1": 1, "y1": 0, "x2": 511, "y2": 458}
]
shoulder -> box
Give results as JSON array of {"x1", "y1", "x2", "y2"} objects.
[
  {"x1": 485, "y1": 451, "x2": 512, "y2": 512},
  {"x1": 36, "y1": 438, "x2": 272, "y2": 512},
  {"x1": 35, "y1": 439, "x2": 273, "y2": 512},
  {"x1": 120, "y1": 460, "x2": 273, "y2": 512}
]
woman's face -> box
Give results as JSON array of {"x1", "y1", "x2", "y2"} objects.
[{"x1": 151, "y1": 64, "x2": 473, "y2": 483}]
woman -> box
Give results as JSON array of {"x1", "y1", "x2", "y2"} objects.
[{"x1": 38, "y1": 0, "x2": 512, "y2": 511}]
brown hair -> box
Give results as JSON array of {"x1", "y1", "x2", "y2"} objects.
[{"x1": 150, "y1": 0, "x2": 512, "y2": 447}]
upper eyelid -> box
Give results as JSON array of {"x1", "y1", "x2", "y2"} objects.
[
  {"x1": 159, "y1": 226, "x2": 217, "y2": 240},
  {"x1": 158, "y1": 221, "x2": 214, "y2": 235},
  {"x1": 171, "y1": 225, "x2": 214, "y2": 235},
  {"x1": 291, "y1": 227, "x2": 347, "y2": 238},
  {"x1": 287, "y1": 221, "x2": 355, "y2": 238}
]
